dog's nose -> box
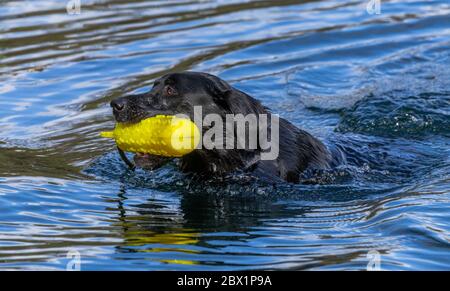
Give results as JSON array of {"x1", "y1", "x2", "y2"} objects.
[{"x1": 110, "y1": 98, "x2": 127, "y2": 112}]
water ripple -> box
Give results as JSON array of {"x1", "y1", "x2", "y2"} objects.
[{"x1": 0, "y1": 0, "x2": 449, "y2": 270}]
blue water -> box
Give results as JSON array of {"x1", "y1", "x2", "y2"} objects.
[{"x1": 0, "y1": 0, "x2": 449, "y2": 270}]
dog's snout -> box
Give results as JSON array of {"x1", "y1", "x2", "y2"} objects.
[{"x1": 111, "y1": 98, "x2": 127, "y2": 112}]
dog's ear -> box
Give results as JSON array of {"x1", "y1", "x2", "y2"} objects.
[{"x1": 203, "y1": 74, "x2": 232, "y2": 110}]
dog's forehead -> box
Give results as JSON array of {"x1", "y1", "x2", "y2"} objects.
[{"x1": 160, "y1": 72, "x2": 208, "y2": 87}]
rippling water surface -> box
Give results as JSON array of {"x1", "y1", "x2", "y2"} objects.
[{"x1": 0, "y1": 0, "x2": 449, "y2": 270}]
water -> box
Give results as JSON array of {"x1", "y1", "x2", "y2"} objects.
[{"x1": 0, "y1": 0, "x2": 449, "y2": 270}]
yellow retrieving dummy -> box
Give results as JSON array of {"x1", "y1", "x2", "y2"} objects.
[{"x1": 100, "y1": 115, "x2": 200, "y2": 157}]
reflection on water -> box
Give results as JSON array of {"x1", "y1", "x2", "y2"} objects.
[{"x1": 0, "y1": 0, "x2": 449, "y2": 270}]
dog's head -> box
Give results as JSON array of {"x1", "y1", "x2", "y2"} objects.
[
  {"x1": 110, "y1": 71, "x2": 268, "y2": 173},
  {"x1": 111, "y1": 71, "x2": 236, "y2": 123}
]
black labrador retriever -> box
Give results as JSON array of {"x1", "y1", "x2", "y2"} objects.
[{"x1": 110, "y1": 71, "x2": 339, "y2": 183}]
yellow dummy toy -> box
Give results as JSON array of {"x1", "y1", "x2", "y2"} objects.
[{"x1": 100, "y1": 115, "x2": 200, "y2": 163}]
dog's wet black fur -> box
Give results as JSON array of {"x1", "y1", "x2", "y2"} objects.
[{"x1": 110, "y1": 71, "x2": 342, "y2": 183}]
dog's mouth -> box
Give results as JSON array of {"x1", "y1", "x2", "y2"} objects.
[
  {"x1": 133, "y1": 152, "x2": 150, "y2": 165},
  {"x1": 116, "y1": 150, "x2": 153, "y2": 171},
  {"x1": 113, "y1": 109, "x2": 179, "y2": 170},
  {"x1": 133, "y1": 152, "x2": 169, "y2": 170},
  {"x1": 113, "y1": 108, "x2": 174, "y2": 124}
]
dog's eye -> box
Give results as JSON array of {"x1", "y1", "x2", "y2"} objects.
[{"x1": 165, "y1": 85, "x2": 176, "y2": 96}]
